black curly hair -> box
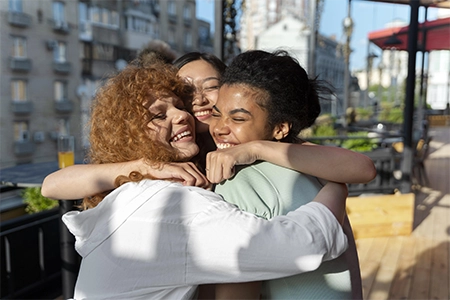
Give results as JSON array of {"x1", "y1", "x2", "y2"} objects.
[{"x1": 221, "y1": 50, "x2": 333, "y2": 143}]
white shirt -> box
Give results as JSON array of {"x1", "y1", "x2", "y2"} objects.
[{"x1": 63, "y1": 180, "x2": 348, "y2": 300}]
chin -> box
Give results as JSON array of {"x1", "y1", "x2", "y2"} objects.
[{"x1": 177, "y1": 146, "x2": 200, "y2": 161}]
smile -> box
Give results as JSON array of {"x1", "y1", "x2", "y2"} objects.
[
  {"x1": 216, "y1": 143, "x2": 236, "y2": 149},
  {"x1": 194, "y1": 110, "x2": 212, "y2": 118},
  {"x1": 170, "y1": 130, "x2": 192, "y2": 142}
]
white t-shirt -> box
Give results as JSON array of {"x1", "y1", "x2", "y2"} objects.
[{"x1": 63, "y1": 179, "x2": 347, "y2": 300}]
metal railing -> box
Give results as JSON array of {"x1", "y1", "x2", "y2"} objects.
[{"x1": 0, "y1": 207, "x2": 62, "y2": 298}]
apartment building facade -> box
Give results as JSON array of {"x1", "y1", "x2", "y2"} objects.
[{"x1": 1, "y1": 0, "x2": 212, "y2": 168}]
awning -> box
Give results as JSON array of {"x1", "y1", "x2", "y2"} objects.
[
  {"x1": 359, "y1": 0, "x2": 450, "y2": 9},
  {"x1": 368, "y1": 17, "x2": 450, "y2": 51}
]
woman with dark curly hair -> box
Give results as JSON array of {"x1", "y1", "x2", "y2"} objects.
[
  {"x1": 207, "y1": 50, "x2": 362, "y2": 299},
  {"x1": 60, "y1": 60, "x2": 349, "y2": 299}
]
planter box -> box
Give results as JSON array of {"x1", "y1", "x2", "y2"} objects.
[{"x1": 347, "y1": 192, "x2": 414, "y2": 239}]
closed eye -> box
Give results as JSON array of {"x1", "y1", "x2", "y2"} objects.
[{"x1": 150, "y1": 113, "x2": 166, "y2": 121}]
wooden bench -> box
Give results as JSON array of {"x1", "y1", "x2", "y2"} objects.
[{"x1": 346, "y1": 192, "x2": 415, "y2": 239}]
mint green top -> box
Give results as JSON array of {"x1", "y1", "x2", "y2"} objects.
[{"x1": 215, "y1": 161, "x2": 352, "y2": 299}]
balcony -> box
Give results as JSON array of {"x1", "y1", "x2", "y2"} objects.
[
  {"x1": 0, "y1": 206, "x2": 62, "y2": 298},
  {"x1": 11, "y1": 100, "x2": 33, "y2": 114},
  {"x1": 55, "y1": 99, "x2": 73, "y2": 113},
  {"x1": 183, "y1": 18, "x2": 192, "y2": 27},
  {"x1": 52, "y1": 20, "x2": 70, "y2": 34},
  {"x1": 168, "y1": 14, "x2": 177, "y2": 23},
  {"x1": 79, "y1": 22, "x2": 93, "y2": 41},
  {"x1": 8, "y1": 11, "x2": 31, "y2": 28},
  {"x1": 9, "y1": 57, "x2": 32, "y2": 72},
  {"x1": 53, "y1": 61, "x2": 71, "y2": 74},
  {"x1": 14, "y1": 140, "x2": 35, "y2": 156}
]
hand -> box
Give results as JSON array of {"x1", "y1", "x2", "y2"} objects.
[
  {"x1": 141, "y1": 160, "x2": 211, "y2": 189},
  {"x1": 206, "y1": 142, "x2": 259, "y2": 183}
]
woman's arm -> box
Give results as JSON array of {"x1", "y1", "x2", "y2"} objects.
[
  {"x1": 206, "y1": 140, "x2": 376, "y2": 184},
  {"x1": 41, "y1": 159, "x2": 209, "y2": 200}
]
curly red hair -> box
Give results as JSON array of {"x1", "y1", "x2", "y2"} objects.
[{"x1": 82, "y1": 61, "x2": 194, "y2": 209}]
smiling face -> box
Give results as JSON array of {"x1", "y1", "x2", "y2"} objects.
[
  {"x1": 146, "y1": 92, "x2": 199, "y2": 160},
  {"x1": 177, "y1": 59, "x2": 221, "y2": 134},
  {"x1": 209, "y1": 84, "x2": 277, "y2": 149}
]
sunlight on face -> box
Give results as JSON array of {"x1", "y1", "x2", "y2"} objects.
[
  {"x1": 209, "y1": 84, "x2": 274, "y2": 149},
  {"x1": 177, "y1": 60, "x2": 220, "y2": 134},
  {"x1": 146, "y1": 92, "x2": 199, "y2": 160}
]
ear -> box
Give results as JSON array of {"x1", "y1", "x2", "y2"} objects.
[{"x1": 272, "y1": 122, "x2": 291, "y2": 141}]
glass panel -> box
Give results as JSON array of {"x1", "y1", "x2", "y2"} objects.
[
  {"x1": 14, "y1": 121, "x2": 29, "y2": 141},
  {"x1": 11, "y1": 80, "x2": 27, "y2": 101},
  {"x1": 54, "y1": 81, "x2": 64, "y2": 101},
  {"x1": 9, "y1": 0, "x2": 22, "y2": 12},
  {"x1": 12, "y1": 36, "x2": 26, "y2": 58},
  {"x1": 53, "y1": 42, "x2": 66, "y2": 62},
  {"x1": 53, "y1": 1, "x2": 65, "y2": 23}
]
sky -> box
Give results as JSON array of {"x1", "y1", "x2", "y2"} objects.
[{"x1": 196, "y1": 0, "x2": 445, "y2": 71}]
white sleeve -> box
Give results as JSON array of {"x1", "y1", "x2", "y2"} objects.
[{"x1": 186, "y1": 199, "x2": 348, "y2": 285}]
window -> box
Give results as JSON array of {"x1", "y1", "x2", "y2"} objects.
[
  {"x1": 184, "y1": 32, "x2": 192, "y2": 48},
  {"x1": 90, "y1": 6, "x2": 119, "y2": 27},
  {"x1": 9, "y1": 0, "x2": 22, "y2": 12},
  {"x1": 54, "y1": 81, "x2": 67, "y2": 102},
  {"x1": 93, "y1": 43, "x2": 114, "y2": 61},
  {"x1": 11, "y1": 36, "x2": 26, "y2": 58},
  {"x1": 168, "y1": 28, "x2": 176, "y2": 45},
  {"x1": 79, "y1": 2, "x2": 88, "y2": 23},
  {"x1": 56, "y1": 118, "x2": 70, "y2": 136},
  {"x1": 183, "y1": 5, "x2": 191, "y2": 21},
  {"x1": 168, "y1": 1, "x2": 176, "y2": 16},
  {"x1": 53, "y1": 41, "x2": 66, "y2": 62},
  {"x1": 14, "y1": 121, "x2": 29, "y2": 142},
  {"x1": 11, "y1": 80, "x2": 27, "y2": 101},
  {"x1": 53, "y1": 1, "x2": 66, "y2": 25},
  {"x1": 130, "y1": 17, "x2": 150, "y2": 33}
]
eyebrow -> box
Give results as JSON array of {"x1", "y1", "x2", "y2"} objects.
[
  {"x1": 213, "y1": 105, "x2": 252, "y2": 116},
  {"x1": 202, "y1": 77, "x2": 220, "y2": 83}
]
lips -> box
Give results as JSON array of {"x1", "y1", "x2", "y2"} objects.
[
  {"x1": 215, "y1": 143, "x2": 236, "y2": 149},
  {"x1": 194, "y1": 109, "x2": 212, "y2": 120},
  {"x1": 170, "y1": 130, "x2": 193, "y2": 142}
]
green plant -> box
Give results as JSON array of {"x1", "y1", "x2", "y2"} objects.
[
  {"x1": 378, "y1": 102, "x2": 404, "y2": 124},
  {"x1": 341, "y1": 132, "x2": 378, "y2": 152},
  {"x1": 22, "y1": 187, "x2": 58, "y2": 214}
]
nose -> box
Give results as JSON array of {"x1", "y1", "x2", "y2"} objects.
[
  {"x1": 211, "y1": 116, "x2": 230, "y2": 137},
  {"x1": 192, "y1": 88, "x2": 208, "y2": 106},
  {"x1": 172, "y1": 107, "x2": 191, "y2": 124}
]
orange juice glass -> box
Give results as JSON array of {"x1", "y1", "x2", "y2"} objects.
[{"x1": 58, "y1": 136, "x2": 75, "y2": 169}]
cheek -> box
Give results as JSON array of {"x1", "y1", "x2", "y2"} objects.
[
  {"x1": 147, "y1": 123, "x2": 168, "y2": 143},
  {"x1": 208, "y1": 92, "x2": 219, "y2": 105}
]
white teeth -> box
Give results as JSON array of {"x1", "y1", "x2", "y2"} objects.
[
  {"x1": 171, "y1": 131, "x2": 191, "y2": 142},
  {"x1": 194, "y1": 110, "x2": 211, "y2": 117},
  {"x1": 216, "y1": 143, "x2": 234, "y2": 149}
]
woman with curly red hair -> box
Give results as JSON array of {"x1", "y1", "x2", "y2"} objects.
[{"x1": 60, "y1": 60, "x2": 349, "y2": 299}]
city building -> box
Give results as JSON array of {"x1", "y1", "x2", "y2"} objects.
[
  {"x1": 1, "y1": 0, "x2": 82, "y2": 168},
  {"x1": 1, "y1": 0, "x2": 212, "y2": 168},
  {"x1": 256, "y1": 16, "x2": 347, "y2": 116},
  {"x1": 239, "y1": 0, "x2": 311, "y2": 51}
]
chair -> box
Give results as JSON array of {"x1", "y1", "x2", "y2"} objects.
[
  {"x1": 412, "y1": 137, "x2": 432, "y2": 187},
  {"x1": 390, "y1": 137, "x2": 432, "y2": 187}
]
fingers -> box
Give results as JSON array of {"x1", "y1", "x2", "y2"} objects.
[
  {"x1": 148, "y1": 162, "x2": 210, "y2": 188},
  {"x1": 206, "y1": 151, "x2": 236, "y2": 184}
]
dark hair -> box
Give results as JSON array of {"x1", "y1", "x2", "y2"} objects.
[
  {"x1": 173, "y1": 52, "x2": 227, "y2": 75},
  {"x1": 135, "y1": 40, "x2": 177, "y2": 65},
  {"x1": 221, "y1": 50, "x2": 332, "y2": 143}
]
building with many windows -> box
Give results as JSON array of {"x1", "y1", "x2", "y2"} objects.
[
  {"x1": 1, "y1": 0, "x2": 212, "y2": 168},
  {"x1": 256, "y1": 16, "x2": 347, "y2": 116}
]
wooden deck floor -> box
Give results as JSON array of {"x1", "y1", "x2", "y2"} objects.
[{"x1": 355, "y1": 126, "x2": 450, "y2": 300}]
